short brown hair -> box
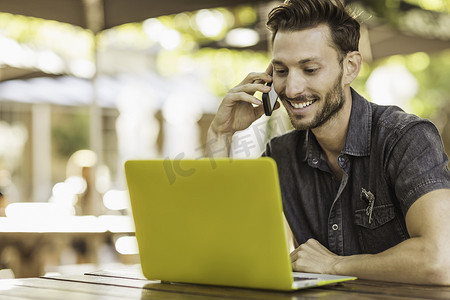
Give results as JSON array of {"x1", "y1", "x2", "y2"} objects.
[{"x1": 267, "y1": 0, "x2": 360, "y2": 60}]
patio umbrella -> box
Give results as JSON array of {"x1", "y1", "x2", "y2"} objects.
[
  {"x1": 0, "y1": 0, "x2": 272, "y2": 32},
  {"x1": 360, "y1": 24, "x2": 450, "y2": 62}
]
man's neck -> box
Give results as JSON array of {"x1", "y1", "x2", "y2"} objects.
[{"x1": 312, "y1": 87, "x2": 353, "y2": 158}]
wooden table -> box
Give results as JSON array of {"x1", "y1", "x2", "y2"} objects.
[{"x1": 0, "y1": 265, "x2": 449, "y2": 299}]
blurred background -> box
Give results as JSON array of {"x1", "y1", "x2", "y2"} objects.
[{"x1": 0, "y1": 0, "x2": 449, "y2": 278}]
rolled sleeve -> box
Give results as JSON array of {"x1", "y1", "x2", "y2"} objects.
[{"x1": 386, "y1": 121, "x2": 450, "y2": 215}]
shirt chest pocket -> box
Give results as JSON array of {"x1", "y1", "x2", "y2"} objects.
[
  {"x1": 354, "y1": 204, "x2": 408, "y2": 254},
  {"x1": 354, "y1": 204, "x2": 395, "y2": 229}
]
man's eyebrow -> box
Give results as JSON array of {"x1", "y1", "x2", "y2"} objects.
[
  {"x1": 271, "y1": 59, "x2": 285, "y2": 66},
  {"x1": 298, "y1": 57, "x2": 321, "y2": 64},
  {"x1": 272, "y1": 57, "x2": 321, "y2": 66}
]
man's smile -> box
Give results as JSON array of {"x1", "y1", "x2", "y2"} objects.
[{"x1": 288, "y1": 99, "x2": 317, "y2": 109}]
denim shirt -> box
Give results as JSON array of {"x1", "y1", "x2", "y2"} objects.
[{"x1": 264, "y1": 89, "x2": 450, "y2": 255}]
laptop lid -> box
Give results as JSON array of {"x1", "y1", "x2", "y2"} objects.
[{"x1": 125, "y1": 158, "x2": 355, "y2": 291}]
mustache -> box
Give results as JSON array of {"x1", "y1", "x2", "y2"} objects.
[{"x1": 278, "y1": 92, "x2": 319, "y2": 102}]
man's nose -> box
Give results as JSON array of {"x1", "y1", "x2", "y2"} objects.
[{"x1": 285, "y1": 72, "x2": 306, "y2": 99}]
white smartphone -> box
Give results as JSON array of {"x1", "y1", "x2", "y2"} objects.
[{"x1": 262, "y1": 82, "x2": 278, "y2": 116}]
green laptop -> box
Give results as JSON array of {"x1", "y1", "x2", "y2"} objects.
[{"x1": 125, "y1": 157, "x2": 356, "y2": 291}]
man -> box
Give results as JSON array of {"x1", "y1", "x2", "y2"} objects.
[{"x1": 206, "y1": 0, "x2": 450, "y2": 285}]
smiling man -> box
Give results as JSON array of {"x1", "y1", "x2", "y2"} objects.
[{"x1": 206, "y1": 0, "x2": 450, "y2": 284}]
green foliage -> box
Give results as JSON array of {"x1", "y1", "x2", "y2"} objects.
[
  {"x1": 353, "y1": 49, "x2": 450, "y2": 120},
  {"x1": 408, "y1": 50, "x2": 450, "y2": 118}
]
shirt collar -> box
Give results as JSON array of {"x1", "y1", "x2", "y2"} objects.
[
  {"x1": 342, "y1": 88, "x2": 372, "y2": 157},
  {"x1": 302, "y1": 88, "x2": 372, "y2": 162},
  {"x1": 302, "y1": 130, "x2": 321, "y2": 163}
]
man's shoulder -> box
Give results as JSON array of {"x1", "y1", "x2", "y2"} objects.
[
  {"x1": 369, "y1": 103, "x2": 443, "y2": 163},
  {"x1": 350, "y1": 89, "x2": 427, "y2": 131},
  {"x1": 371, "y1": 103, "x2": 432, "y2": 134}
]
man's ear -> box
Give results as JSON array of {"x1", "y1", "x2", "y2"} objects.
[{"x1": 343, "y1": 51, "x2": 362, "y2": 85}]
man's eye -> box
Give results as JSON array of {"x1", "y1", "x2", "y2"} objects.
[
  {"x1": 274, "y1": 69, "x2": 287, "y2": 75},
  {"x1": 305, "y1": 68, "x2": 318, "y2": 74}
]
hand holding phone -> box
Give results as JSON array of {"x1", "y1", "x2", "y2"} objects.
[{"x1": 262, "y1": 82, "x2": 278, "y2": 116}]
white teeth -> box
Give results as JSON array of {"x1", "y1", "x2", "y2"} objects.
[{"x1": 291, "y1": 101, "x2": 314, "y2": 109}]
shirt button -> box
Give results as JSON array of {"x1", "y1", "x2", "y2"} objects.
[
  {"x1": 311, "y1": 158, "x2": 319, "y2": 165},
  {"x1": 338, "y1": 156, "x2": 347, "y2": 167},
  {"x1": 332, "y1": 224, "x2": 339, "y2": 231}
]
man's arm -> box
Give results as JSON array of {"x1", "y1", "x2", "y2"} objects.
[{"x1": 290, "y1": 188, "x2": 450, "y2": 285}]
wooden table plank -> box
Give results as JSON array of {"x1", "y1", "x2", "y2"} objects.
[
  {"x1": 139, "y1": 281, "x2": 412, "y2": 300},
  {"x1": 1, "y1": 279, "x2": 129, "y2": 300},
  {"x1": 84, "y1": 264, "x2": 145, "y2": 280},
  {"x1": 327, "y1": 279, "x2": 450, "y2": 300},
  {"x1": 42, "y1": 274, "x2": 156, "y2": 289},
  {"x1": 84, "y1": 267, "x2": 444, "y2": 300},
  {"x1": 41, "y1": 274, "x2": 422, "y2": 299},
  {"x1": 5, "y1": 268, "x2": 449, "y2": 300},
  {"x1": 12, "y1": 278, "x2": 146, "y2": 299},
  {"x1": 2, "y1": 278, "x2": 214, "y2": 300},
  {"x1": 1, "y1": 275, "x2": 435, "y2": 300}
]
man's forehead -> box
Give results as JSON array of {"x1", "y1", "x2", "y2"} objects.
[
  {"x1": 273, "y1": 25, "x2": 332, "y2": 47},
  {"x1": 272, "y1": 26, "x2": 337, "y2": 63}
]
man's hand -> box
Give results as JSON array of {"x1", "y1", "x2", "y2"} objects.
[
  {"x1": 290, "y1": 239, "x2": 342, "y2": 274},
  {"x1": 206, "y1": 64, "x2": 276, "y2": 157},
  {"x1": 210, "y1": 69, "x2": 273, "y2": 136}
]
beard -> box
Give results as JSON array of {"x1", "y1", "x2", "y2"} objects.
[{"x1": 280, "y1": 70, "x2": 345, "y2": 131}]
